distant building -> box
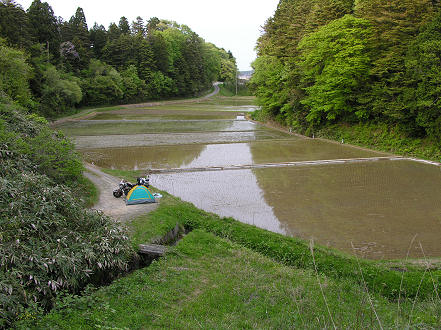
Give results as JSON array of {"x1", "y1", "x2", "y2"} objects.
[{"x1": 238, "y1": 70, "x2": 254, "y2": 81}]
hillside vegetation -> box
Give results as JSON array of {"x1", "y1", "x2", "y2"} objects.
[
  {"x1": 0, "y1": 1, "x2": 240, "y2": 326},
  {"x1": 0, "y1": 0, "x2": 237, "y2": 118},
  {"x1": 0, "y1": 95, "x2": 136, "y2": 327},
  {"x1": 250, "y1": 0, "x2": 441, "y2": 158}
]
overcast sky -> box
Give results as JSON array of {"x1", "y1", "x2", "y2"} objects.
[{"x1": 15, "y1": 0, "x2": 279, "y2": 71}]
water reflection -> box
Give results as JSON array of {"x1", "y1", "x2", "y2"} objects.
[
  {"x1": 81, "y1": 139, "x2": 384, "y2": 171},
  {"x1": 153, "y1": 158, "x2": 441, "y2": 259},
  {"x1": 152, "y1": 146, "x2": 286, "y2": 235}
]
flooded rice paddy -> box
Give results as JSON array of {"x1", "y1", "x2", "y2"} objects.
[{"x1": 59, "y1": 96, "x2": 441, "y2": 259}]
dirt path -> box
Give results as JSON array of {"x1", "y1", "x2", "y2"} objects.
[{"x1": 84, "y1": 163, "x2": 158, "y2": 222}]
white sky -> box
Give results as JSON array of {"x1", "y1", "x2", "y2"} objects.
[{"x1": 15, "y1": 0, "x2": 279, "y2": 71}]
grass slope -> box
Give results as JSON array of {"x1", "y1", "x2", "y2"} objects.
[{"x1": 20, "y1": 230, "x2": 440, "y2": 329}]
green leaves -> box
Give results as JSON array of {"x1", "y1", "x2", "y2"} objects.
[
  {"x1": 298, "y1": 15, "x2": 373, "y2": 123},
  {"x1": 0, "y1": 42, "x2": 33, "y2": 108},
  {"x1": 0, "y1": 102, "x2": 135, "y2": 327}
]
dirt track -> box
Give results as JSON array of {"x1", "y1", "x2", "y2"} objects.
[{"x1": 84, "y1": 163, "x2": 158, "y2": 222}]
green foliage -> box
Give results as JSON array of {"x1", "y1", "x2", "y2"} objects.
[
  {"x1": 17, "y1": 229, "x2": 441, "y2": 329},
  {"x1": 27, "y1": 0, "x2": 60, "y2": 60},
  {"x1": 39, "y1": 65, "x2": 82, "y2": 118},
  {"x1": 0, "y1": 4, "x2": 236, "y2": 116},
  {"x1": 80, "y1": 60, "x2": 123, "y2": 105},
  {"x1": 317, "y1": 122, "x2": 441, "y2": 162},
  {"x1": 298, "y1": 15, "x2": 373, "y2": 123},
  {"x1": 253, "y1": 0, "x2": 441, "y2": 144},
  {"x1": 0, "y1": 101, "x2": 135, "y2": 327},
  {"x1": 354, "y1": 0, "x2": 434, "y2": 120},
  {"x1": 404, "y1": 10, "x2": 441, "y2": 145},
  {"x1": 0, "y1": 41, "x2": 34, "y2": 108},
  {"x1": 146, "y1": 71, "x2": 174, "y2": 99},
  {"x1": 0, "y1": 0, "x2": 33, "y2": 49},
  {"x1": 249, "y1": 56, "x2": 289, "y2": 120},
  {"x1": 120, "y1": 65, "x2": 147, "y2": 102}
]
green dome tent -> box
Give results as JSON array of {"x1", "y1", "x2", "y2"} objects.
[{"x1": 125, "y1": 185, "x2": 156, "y2": 205}]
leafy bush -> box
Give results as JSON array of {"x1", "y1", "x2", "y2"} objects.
[
  {"x1": 0, "y1": 40, "x2": 34, "y2": 108},
  {"x1": 38, "y1": 65, "x2": 82, "y2": 118},
  {"x1": 0, "y1": 102, "x2": 135, "y2": 327}
]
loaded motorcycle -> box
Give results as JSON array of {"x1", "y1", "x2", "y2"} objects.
[
  {"x1": 113, "y1": 176, "x2": 150, "y2": 198},
  {"x1": 112, "y1": 179, "x2": 134, "y2": 198}
]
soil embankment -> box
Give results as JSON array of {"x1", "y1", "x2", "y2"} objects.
[{"x1": 84, "y1": 163, "x2": 158, "y2": 222}]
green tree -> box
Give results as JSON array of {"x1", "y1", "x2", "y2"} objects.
[
  {"x1": 148, "y1": 32, "x2": 170, "y2": 73},
  {"x1": 0, "y1": 40, "x2": 33, "y2": 107},
  {"x1": 249, "y1": 56, "x2": 290, "y2": 121},
  {"x1": 107, "y1": 22, "x2": 121, "y2": 41},
  {"x1": 121, "y1": 64, "x2": 146, "y2": 102},
  {"x1": 118, "y1": 16, "x2": 130, "y2": 34},
  {"x1": 81, "y1": 59, "x2": 123, "y2": 105},
  {"x1": 39, "y1": 65, "x2": 82, "y2": 117},
  {"x1": 131, "y1": 16, "x2": 145, "y2": 37},
  {"x1": 60, "y1": 7, "x2": 91, "y2": 70},
  {"x1": 354, "y1": 0, "x2": 434, "y2": 119},
  {"x1": 298, "y1": 15, "x2": 373, "y2": 124},
  {"x1": 147, "y1": 17, "x2": 160, "y2": 35},
  {"x1": 403, "y1": 10, "x2": 441, "y2": 143},
  {"x1": 89, "y1": 23, "x2": 107, "y2": 58},
  {"x1": 0, "y1": 0, "x2": 33, "y2": 49},
  {"x1": 27, "y1": 0, "x2": 59, "y2": 60}
]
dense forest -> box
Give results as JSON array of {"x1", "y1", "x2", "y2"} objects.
[
  {"x1": 0, "y1": 0, "x2": 237, "y2": 118},
  {"x1": 250, "y1": 0, "x2": 441, "y2": 147}
]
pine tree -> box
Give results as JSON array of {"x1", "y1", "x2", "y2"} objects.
[
  {"x1": 354, "y1": 0, "x2": 434, "y2": 119},
  {"x1": 0, "y1": 0, "x2": 33, "y2": 49},
  {"x1": 118, "y1": 16, "x2": 130, "y2": 35},
  {"x1": 89, "y1": 23, "x2": 107, "y2": 58},
  {"x1": 131, "y1": 16, "x2": 145, "y2": 37},
  {"x1": 27, "y1": 0, "x2": 59, "y2": 60}
]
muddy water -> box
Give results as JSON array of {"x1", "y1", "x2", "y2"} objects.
[
  {"x1": 82, "y1": 139, "x2": 385, "y2": 171},
  {"x1": 151, "y1": 160, "x2": 441, "y2": 259},
  {"x1": 65, "y1": 99, "x2": 441, "y2": 259}
]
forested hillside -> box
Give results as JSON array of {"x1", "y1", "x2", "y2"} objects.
[
  {"x1": 251, "y1": 0, "x2": 441, "y2": 150},
  {"x1": 0, "y1": 0, "x2": 237, "y2": 118}
]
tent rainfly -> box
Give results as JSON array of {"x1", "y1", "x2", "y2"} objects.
[{"x1": 125, "y1": 185, "x2": 156, "y2": 205}]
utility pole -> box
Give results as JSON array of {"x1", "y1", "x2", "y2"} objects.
[{"x1": 235, "y1": 70, "x2": 238, "y2": 96}]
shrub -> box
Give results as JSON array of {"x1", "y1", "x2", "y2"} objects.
[{"x1": 0, "y1": 102, "x2": 135, "y2": 327}]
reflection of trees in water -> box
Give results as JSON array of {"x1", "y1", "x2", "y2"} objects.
[
  {"x1": 78, "y1": 118, "x2": 236, "y2": 170},
  {"x1": 80, "y1": 144, "x2": 206, "y2": 170},
  {"x1": 249, "y1": 160, "x2": 441, "y2": 259}
]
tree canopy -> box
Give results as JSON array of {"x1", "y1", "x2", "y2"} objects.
[
  {"x1": 0, "y1": 1, "x2": 237, "y2": 118},
  {"x1": 251, "y1": 0, "x2": 441, "y2": 142}
]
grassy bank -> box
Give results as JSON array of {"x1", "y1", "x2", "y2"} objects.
[
  {"x1": 250, "y1": 111, "x2": 441, "y2": 163},
  {"x1": 19, "y1": 190, "x2": 441, "y2": 328},
  {"x1": 316, "y1": 123, "x2": 441, "y2": 163}
]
